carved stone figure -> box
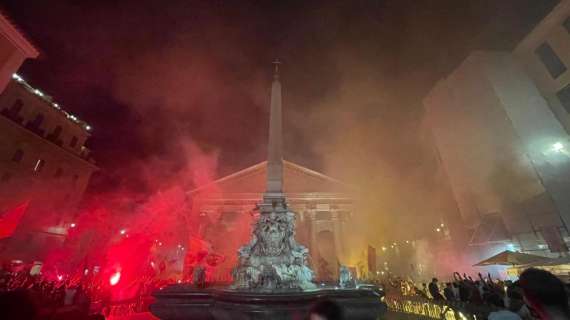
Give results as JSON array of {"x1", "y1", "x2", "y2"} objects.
[
  {"x1": 339, "y1": 265, "x2": 356, "y2": 288},
  {"x1": 193, "y1": 265, "x2": 206, "y2": 288},
  {"x1": 255, "y1": 212, "x2": 290, "y2": 256},
  {"x1": 231, "y1": 197, "x2": 316, "y2": 291}
]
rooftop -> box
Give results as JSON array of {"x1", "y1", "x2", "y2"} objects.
[
  {"x1": 11, "y1": 73, "x2": 92, "y2": 132},
  {"x1": 0, "y1": 11, "x2": 39, "y2": 58}
]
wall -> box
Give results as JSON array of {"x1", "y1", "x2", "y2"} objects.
[
  {"x1": 0, "y1": 80, "x2": 97, "y2": 260},
  {"x1": 514, "y1": 0, "x2": 570, "y2": 134},
  {"x1": 424, "y1": 51, "x2": 567, "y2": 253}
]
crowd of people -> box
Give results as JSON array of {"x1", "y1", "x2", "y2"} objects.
[
  {"x1": 1, "y1": 260, "x2": 569, "y2": 320},
  {"x1": 387, "y1": 268, "x2": 570, "y2": 320},
  {"x1": 0, "y1": 272, "x2": 100, "y2": 319},
  {"x1": 424, "y1": 272, "x2": 512, "y2": 304},
  {"x1": 0, "y1": 262, "x2": 172, "y2": 319}
]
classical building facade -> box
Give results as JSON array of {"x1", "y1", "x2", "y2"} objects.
[
  {"x1": 0, "y1": 11, "x2": 97, "y2": 261},
  {"x1": 0, "y1": 75, "x2": 97, "y2": 260},
  {"x1": 187, "y1": 160, "x2": 355, "y2": 282},
  {"x1": 185, "y1": 63, "x2": 359, "y2": 282}
]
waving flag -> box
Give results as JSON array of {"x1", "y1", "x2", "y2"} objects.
[{"x1": 0, "y1": 202, "x2": 29, "y2": 239}]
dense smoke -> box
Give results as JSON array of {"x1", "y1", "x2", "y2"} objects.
[{"x1": 1, "y1": 0, "x2": 560, "y2": 280}]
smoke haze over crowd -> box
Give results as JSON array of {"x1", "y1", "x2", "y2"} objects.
[{"x1": 1, "y1": 0, "x2": 559, "y2": 245}]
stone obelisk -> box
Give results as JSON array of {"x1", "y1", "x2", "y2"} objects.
[
  {"x1": 266, "y1": 60, "x2": 284, "y2": 196},
  {"x1": 231, "y1": 61, "x2": 315, "y2": 291}
]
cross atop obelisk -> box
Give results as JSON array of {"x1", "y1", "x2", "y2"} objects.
[
  {"x1": 272, "y1": 59, "x2": 281, "y2": 78},
  {"x1": 266, "y1": 59, "x2": 283, "y2": 195}
]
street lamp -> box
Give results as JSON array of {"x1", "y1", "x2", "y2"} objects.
[{"x1": 552, "y1": 142, "x2": 564, "y2": 153}]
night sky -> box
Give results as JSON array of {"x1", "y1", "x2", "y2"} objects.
[{"x1": 1, "y1": 0, "x2": 559, "y2": 200}]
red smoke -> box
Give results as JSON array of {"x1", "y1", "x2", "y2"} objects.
[
  {"x1": 19, "y1": 140, "x2": 231, "y2": 299},
  {"x1": 0, "y1": 202, "x2": 29, "y2": 239}
]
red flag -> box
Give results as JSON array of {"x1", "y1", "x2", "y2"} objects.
[{"x1": 0, "y1": 202, "x2": 29, "y2": 239}]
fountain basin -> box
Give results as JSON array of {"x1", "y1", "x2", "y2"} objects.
[{"x1": 150, "y1": 285, "x2": 387, "y2": 320}]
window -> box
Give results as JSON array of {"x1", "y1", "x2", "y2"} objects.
[
  {"x1": 70, "y1": 136, "x2": 78, "y2": 148},
  {"x1": 47, "y1": 126, "x2": 63, "y2": 146},
  {"x1": 1, "y1": 99, "x2": 24, "y2": 123},
  {"x1": 316, "y1": 211, "x2": 332, "y2": 220},
  {"x1": 10, "y1": 99, "x2": 23, "y2": 113},
  {"x1": 49, "y1": 126, "x2": 62, "y2": 138},
  {"x1": 220, "y1": 212, "x2": 239, "y2": 227},
  {"x1": 564, "y1": 17, "x2": 570, "y2": 33},
  {"x1": 34, "y1": 159, "x2": 45, "y2": 172},
  {"x1": 535, "y1": 43, "x2": 567, "y2": 78},
  {"x1": 11, "y1": 149, "x2": 24, "y2": 162},
  {"x1": 54, "y1": 168, "x2": 63, "y2": 178},
  {"x1": 26, "y1": 113, "x2": 45, "y2": 136},
  {"x1": 28, "y1": 113, "x2": 44, "y2": 127},
  {"x1": 557, "y1": 85, "x2": 570, "y2": 114}
]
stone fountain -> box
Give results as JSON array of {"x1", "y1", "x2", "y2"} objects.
[{"x1": 150, "y1": 61, "x2": 385, "y2": 320}]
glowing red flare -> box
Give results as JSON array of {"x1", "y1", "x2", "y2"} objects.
[{"x1": 110, "y1": 271, "x2": 121, "y2": 286}]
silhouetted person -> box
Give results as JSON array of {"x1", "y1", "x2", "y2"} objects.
[
  {"x1": 452, "y1": 282, "x2": 460, "y2": 300},
  {"x1": 444, "y1": 282, "x2": 455, "y2": 301},
  {"x1": 0, "y1": 289, "x2": 37, "y2": 320},
  {"x1": 308, "y1": 299, "x2": 343, "y2": 320},
  {"x1": 487, "y1": 293, "x2": 521, "y2": 320},
  {"x1": 429, "y1": 278, "x2": 444, "y2": 300},
  {"x1": 74, "y1": 285, "x2": 91, "y2": 317},
  {"x1": 458, "y1": 281, "x2": 470, "y2": 302},
  {"x1": 63, "y1": 285, "x2": 77, "y2": 306},
  {"x1": 469, "y1": 282, "x2": 483, "y2": 304},
  {"x1": 414, "y1": 285, "x2": 429, "y2": 299},
  {"x1": 519, "y1": 268, "x2": 569, "y2": 320}
]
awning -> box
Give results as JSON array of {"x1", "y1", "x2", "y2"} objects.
[
  {"x1": 518, "y1": 256, "x2": 570, "y2": 268},
  {"x1": 473, "y1": 250, "x2": 550, "y2": 266}
]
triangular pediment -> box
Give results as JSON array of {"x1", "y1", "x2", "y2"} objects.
[{"x1": 189, "y1": 160, "x2": 352, "y2": 195}]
